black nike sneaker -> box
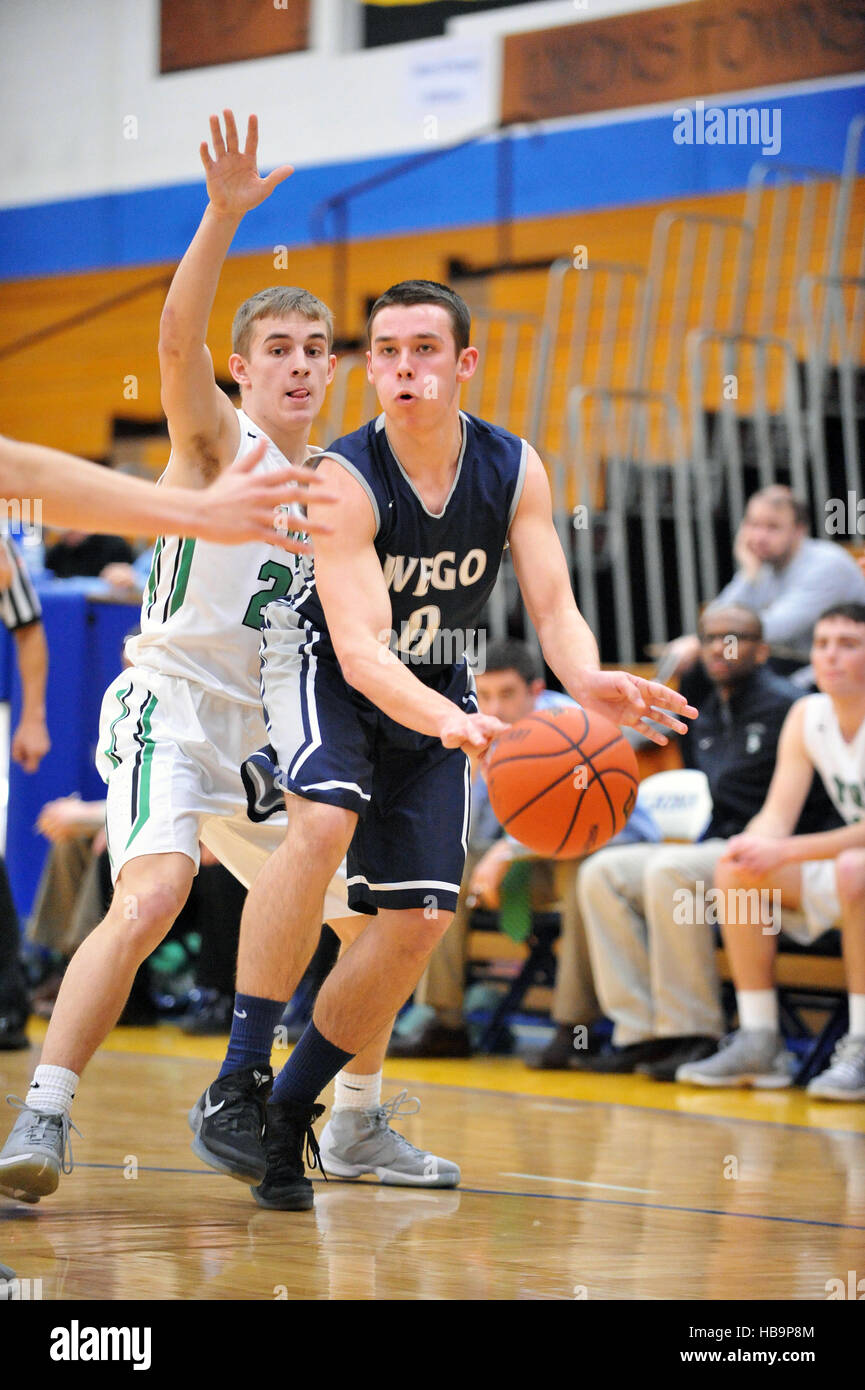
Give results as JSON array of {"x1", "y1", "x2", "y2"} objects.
[
  {"x1": 189, "y1": 1064, "x2": 273, "y2": 1183},
  {"x1": 251, "y1": 1100, "x2": 326, "y2": 1211}
]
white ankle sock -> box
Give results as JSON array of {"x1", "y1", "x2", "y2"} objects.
[
  {"x1": 848, "y1": 994, "x2": 865, "y2": 1038},
  {"x1": 26, "y1": 1065, "x2": 79, "y2": 1117},
  {"x1": 736, "y1": 990, "x2": 778, "y2": 1033},
  {"x1": 333, "y1": 1070, "x2": 382, "y2": 1112}
]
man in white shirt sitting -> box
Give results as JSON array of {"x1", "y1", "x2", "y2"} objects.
[{"x1": 677, "y1": 603, "x2": 865, "y2": 1098}]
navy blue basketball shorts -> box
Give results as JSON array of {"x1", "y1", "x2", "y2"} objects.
[{"x1": 242, "y1": 607, "x2": 476, "y2": 916}]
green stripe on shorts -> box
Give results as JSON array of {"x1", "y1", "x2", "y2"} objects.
[
  {"x1": 126, "y1": 693, "x2": 158, "y2": 848},
  {"x1": 103, "y1": 682, "x2": 133, "y2": 770}
]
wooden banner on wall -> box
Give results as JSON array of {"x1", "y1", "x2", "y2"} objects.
[
  {"x1": 502, "y1": 0, "x2": 865, "y2": 123},
  {"x1": 161, "y1": 0, "x2": 310, "y2": 74}
]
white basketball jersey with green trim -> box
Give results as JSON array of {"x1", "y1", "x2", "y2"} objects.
[
  {"x1": 126, "y1": 409, "x2": 307, "y2": 707},
  {"x1": 802, "y1": 692, "x2": 865, "y2": 824}
]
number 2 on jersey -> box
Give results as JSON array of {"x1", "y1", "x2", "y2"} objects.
[{"x1": 242, "y1": 560, "x2": 297, "y2": 631}]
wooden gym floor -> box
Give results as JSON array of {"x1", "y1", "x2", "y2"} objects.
[{"x1": 2, "y1": 1020, "x2": 864, "y2": 1302}]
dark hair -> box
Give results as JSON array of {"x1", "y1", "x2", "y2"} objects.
[
  {"x1": 700, "y1": 603, "x2": 764, "y2": 638},
  {"x1": 481, "y1": 638, "x2": 540, "y2": 684},
  {"x1": 815, "y1": 602, "x2": 865, "y2": 627},
  {"x1": 367, "y1": 279, "x2": 471, "y2": 354}
]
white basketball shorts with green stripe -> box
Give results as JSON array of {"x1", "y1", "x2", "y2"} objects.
[{"x1": 96, "y1": 666, "x2": 355, "y2": 920}]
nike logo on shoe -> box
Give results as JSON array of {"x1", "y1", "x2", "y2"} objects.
[
  {"x1": 234, "y1": 1009, "x2": 248, "y2": 1019},
  {"x1": 202, "y1": 1090, "x2": 225, "y2": 1118}
]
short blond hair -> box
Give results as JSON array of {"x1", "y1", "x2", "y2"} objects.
[{"x1": 232, "y1": 287, "x2": 334, "y2": 358}]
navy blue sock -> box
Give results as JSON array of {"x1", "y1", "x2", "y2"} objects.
[
  {"x1": 270, "y1": 1021, "x2": 354, "y2": 1107},
  {"x1": 219, "y1": 993, "x2": 287, "y2": 1078}
]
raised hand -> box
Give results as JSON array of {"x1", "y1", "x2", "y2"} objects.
[
  {"x1": 576, "y1": 669, "x2": 697, "y2": 747},
  {"x1": 733, "y1": 518, "x2": 762, "y2": 581},
  {"x1": 200, "y1": 110, "x2": 293, "y2": 220},
  {"x1": 197, "y1": 439, "x2": 336, "y2": 553}
]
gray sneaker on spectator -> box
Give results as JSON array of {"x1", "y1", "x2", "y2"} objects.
[
  {"x1": 806, "y1": 1035, "x2": 865, "y2": 1101},
  {"x1": 675, "y1": 1030, "x2": 795, "y2": 1088}
]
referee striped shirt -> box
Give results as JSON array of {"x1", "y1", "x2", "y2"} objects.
[{"x1": 0, "y1": 537, "x2": 41, "y2": 631}]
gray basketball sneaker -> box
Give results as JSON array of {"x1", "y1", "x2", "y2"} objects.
[
  {"x1": 0, "y1": 1097, "x2": 79, "y2": 1203},
  {"x1": 319, "y1": 1092, "x2": 460, "y2": 1187},
  {"x1": 675, "y1": 1030, "x2": 795, "y2": 1088},
  {"x1": 806, "y1": 1035, "x2": 865, "y2": 1101}
]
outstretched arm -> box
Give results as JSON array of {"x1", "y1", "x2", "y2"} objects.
[
  {"x1": 508, "y1": 448, "x2": 696, "y2": 744},
  {"x1": 158, "y1": 110, "x2": 294, "y2": 480},
  {"x1": 0, "y1": 436, "x2": 333, "y2": 552}
]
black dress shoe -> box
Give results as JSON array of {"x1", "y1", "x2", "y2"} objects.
[
  {"x1": 569, "y1": 1037, "x2": 674, "y2": 1073},
  {"x1": 388, "y1": 1018, "x2": 472, "y2": 1059},
  {"x1": 0, "y1": 1000, "x2": 29, "y2": 1051},
  {"x1": 636, "y1": 1036, "x2": 719, "y2": 1082},
  {"x1": 526, "y1": 1022, "x2": 603, "y2": 1070}
]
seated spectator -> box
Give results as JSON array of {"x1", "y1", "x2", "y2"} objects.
[
  {"x1": 664, "y1": 486, "x2": 865, "y2": 683},
  {"x1": 99, "y1": 545, "x2": 155, "y2": 599},
  {"x1": 389, "y1": 638, "x2": 658, "y2": 1060},
  {"x1": 43, "y1": 529, "x2": 134, "y2": 580},
  {"x1": 576, "y1": 604, "x2": 841, "y2": 1079},
  {"x1": 0, "y1": 536, "x2": 50, "y2": 1047},
  {"x1": 28, "y1": 795, "x2": 110, "y2": 1014},
  {"x1": 677, "y1": 604, "x2": 865, "y2": 1098}
]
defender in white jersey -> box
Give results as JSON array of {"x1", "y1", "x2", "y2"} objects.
[
  {"x1": 0, "y1": 111, "x2": 459, "y2": 1206},
  {"x1": 97, "y1": 412, "x2": 343, "y2": 901},
  {"x1": 676, "y1": 603, "x2": 865, "y2": 1098}
]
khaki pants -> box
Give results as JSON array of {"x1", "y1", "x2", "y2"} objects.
[
  {"x1": 28, "y1": 836, "x2": 106, "y2": 956},
  {"x1": 577, "y1": 840, "x2": 727, "y2": 1046},
  {"x1": 415, "y1": 850, "x2": 601, "y2": 1024}
]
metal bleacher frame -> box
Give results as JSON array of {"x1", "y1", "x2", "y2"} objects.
[{"x1": 468, "y1": 114, "x2": 864, "y2": 1057}]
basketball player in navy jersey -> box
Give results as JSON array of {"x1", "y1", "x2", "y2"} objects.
[
  {"x1": 193, "y1": 280, "x2": 697, "y2": 1209},
  {"x1": 1, "y1": 114, "x2": 452, "y2": 1207}
]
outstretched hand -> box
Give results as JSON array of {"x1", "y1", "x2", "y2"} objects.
[
  {"x1": 201, "y1": 110, "x2": 293, "y2": 219},
  {"x1": 439, "y1": 710, "x2": 509, "y2": 758},
  {"x1": 576, "y1": 669, "x2": 697, "y2": 746},
  {"x1": 197, "y1": 439, "x2": 336, "y2": 553}
]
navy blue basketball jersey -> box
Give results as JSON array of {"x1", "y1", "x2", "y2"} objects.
[{"x1": 281, "y1": 411, "x2": 527, "y2": 682}]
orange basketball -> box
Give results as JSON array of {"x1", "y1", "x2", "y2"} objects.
[{"x1": 486, "y1": 705, "x2": 639, "y2": 859}]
